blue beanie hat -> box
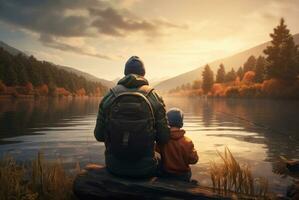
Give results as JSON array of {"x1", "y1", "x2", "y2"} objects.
[
  {"x1": 124, "y1": 56, "x2": 145, "y2": 76},
  {"x1": 167, "y1": 108, "x2": 184, "y2": 128}
]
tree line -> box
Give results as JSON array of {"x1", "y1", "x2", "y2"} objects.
[
  {"x1": 169, "y1": 18, "x2": 299, "y2": 98},
  {"x1": 0, "y1": 48, "x2": 107, "y2": 97}
]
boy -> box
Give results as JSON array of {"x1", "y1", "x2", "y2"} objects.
[{"x1": 156, "y1": 108, "x2": 198, "y2": 182}]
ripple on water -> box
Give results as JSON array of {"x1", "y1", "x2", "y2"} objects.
[{"x1": 1, "y1": 97, "x2": 298, "y2": 196}]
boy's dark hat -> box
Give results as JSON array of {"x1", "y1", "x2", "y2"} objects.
[{"x1": 167, "y1": 108, "x2": 184, "y2": 128}]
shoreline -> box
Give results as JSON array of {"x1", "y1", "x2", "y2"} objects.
[{"x1": 0, "y1": 94, "x2": 103, "y2": 100}]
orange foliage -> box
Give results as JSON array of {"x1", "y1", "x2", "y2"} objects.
[
  {"x1": 242, "y1": 71, "x2": 255, "y2": 84},
  {"x1": 94, "y1": 87, "x2": 103, "y2": 97},
  {"x1": 36, "y1": 84, "x2": 49, "y2": 96},
  {"x1": 234, "y1": 76, "x2": 241, "y2": 85},
  {"x1": 56, "y1": 87, "x2": 71, "y2": 96},
  {"x1": 262, "y1": 79, "x2": 299, "y2": 98},
  {"x1": 24, "y1": 82, "x2": 34, "y2": 95},
  {"x1": 76, "y1": 88, "x2": 86, "y2": 96},
  {"x1": 168, "y1": 78, "x2": 299, "y2": 99},
  {"x1": 211, "y1": 83, "x2": 225, "y2": 97},
  {"x1": 0, "y1": 81, "x2": 6, "y2": 93}
]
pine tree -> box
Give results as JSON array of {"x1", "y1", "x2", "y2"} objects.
[
  {"x1": 202, "y1": 64, "x2": 214, "y2": 94},
  {"x1": 0, "y1": 63, "x2": 4, "y2": 81},
  {"x1": 216, "y1": 63, "x2": 226, "y2": 83},
  {"x1": 225, "y1": 68, "x2": 237, "y2": 82},
  {"x1": 243, "y1": 55, "x2": 256, "y2": 73},
  {"x1": 237, "y1": 66, "x2": 244, "y2": 80},
  {"x1": 254, "y1": 56, "x2": 267, "y2": 83},
  {"x1": 4, "y1": 65, "x2": 18, "y2": 86},
  {"x1": 264, "y1": 18, "x2": 299, "y2": 80},
  {"x1": 192, "y1": 80, "x2": 201, "y2": 89}
]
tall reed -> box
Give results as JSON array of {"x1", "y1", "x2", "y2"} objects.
[
  {"x1": 0, "y1": 152, "x2": 80, "y2": 200},
  {"x1": 210, "y1": 147, "x2": 268, "y2": 197}
]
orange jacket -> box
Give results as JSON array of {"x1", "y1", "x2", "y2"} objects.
[{"x1": 156, "y1": 127, "x2": 198, "y2": 174}]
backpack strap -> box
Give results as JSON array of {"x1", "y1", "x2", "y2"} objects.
[
  {"x1": 110, "y1": 84, "x2": 155, "y2": 123},
  {"x1": 110, "y1": 85, "x2": 154, "y2": 97},
  {"x1": 137, "y1": 85, "x2": 154, "y2": 97},
  {"x1": 110, "y1": 85, "x2": 128, "y2": 97}
]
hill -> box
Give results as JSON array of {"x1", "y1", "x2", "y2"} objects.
[
  {"x1": 56, "y1": 65, "x2": 114, "y2": 89},
  {"x1": 0, "y1": 47, "x2": 107, "y2": 97},
  {"x1": 0, "y1": 41, "x2": 27, "y2": 56},
  {"x1": 155, "y1": 33, "x2": 299, "y2": 92},
  {"x1": 0, "y1": 41, "x2": 113, "y2": 88}
]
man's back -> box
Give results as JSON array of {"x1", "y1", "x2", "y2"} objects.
[{"x1": 94, "y1": 73, "x2": 170, "y2": 178}]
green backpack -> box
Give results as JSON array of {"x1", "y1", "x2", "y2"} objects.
[{"x1": 107, "y1": 85, "x2": 156, "y2": 161}]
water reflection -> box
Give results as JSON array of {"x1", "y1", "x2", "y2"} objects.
[
  {"x1": 0, "y1": 97, "x2": 299, "y2": 194},
  {"x1": 165, "y1": 97, "x2": 299, "y2": 194},
  {"x1": 0, "y1": 97, "x2": 105, "y2": 167}
]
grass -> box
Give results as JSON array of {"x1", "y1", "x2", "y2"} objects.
[
  {"x1": 1, "y1": 148, "x2": 270, "y2": 199},
  {"x1": 210, "y1": 147, "x2": 269, "y2": 197},
  {"x1": 0, "y1": 152, "x2": 80, "y2": 200}
]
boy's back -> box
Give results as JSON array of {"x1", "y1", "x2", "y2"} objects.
[{"x1": 157, "y1": 127, "x2": 198, "y2": 176}]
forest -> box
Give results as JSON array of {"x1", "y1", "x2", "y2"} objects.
[
  {"x1": 169, "y1": 19, "x2": 299, "y2": 99},
  {"x1": 0, "y1": 48, "x2": 107, "y2": 97}
]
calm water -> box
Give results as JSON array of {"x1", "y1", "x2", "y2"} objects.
[{"x1": 0, "y1": 97, "x2": 299, "y2": 195}]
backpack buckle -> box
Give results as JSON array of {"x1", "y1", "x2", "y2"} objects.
[{"x1": 123, "y1": 132, "x2": 130, "y2": 146}]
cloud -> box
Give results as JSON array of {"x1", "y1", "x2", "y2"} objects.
[
  {"x1": 0, "y1": 0, "x2": 184, "y2": 59},
  {"x1": 90, "y1": 7, "x2": 181, "y2": 37},
  {"x1": 39, "y1": 34, "x2": 116, "y2": 60},
  {"x1": 0, "y1": 0, "x2": 94, "y2": 37}
]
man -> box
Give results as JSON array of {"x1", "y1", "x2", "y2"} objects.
[{"x1": 94, "y1": 56, "x2": 170, "y2": 178}]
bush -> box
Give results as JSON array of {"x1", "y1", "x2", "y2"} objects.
[
  {"x1": 25, "y1": 82, "x2": 34, "y2": 95},
  {"x1": 0, "y1": 80, "x2": 6, "y2": 94},
  {"x1": 56, "y1": 87, "x2": 71, "y2": 97},
  {"x1": 211, "y1": 83, "x2": 225, "y2": 97},
  {"x1": 225, "y1": 86, "x2": 240, "y2": 97},
  {"x1": 76, "y1": 88, "x2": 86, "y2": 96},
  {"x1": 36, "y1": 84, "x2": 49, "y2": 96},
  {"x1": 242, "y1": 71, "x2": 255, "y2": 84},
  {"x1": 239, "y1": 84, "x2": 262, "y2": 98},
  {"x1": 261, "y1": 79, "x2": 298, "y2": 98}
]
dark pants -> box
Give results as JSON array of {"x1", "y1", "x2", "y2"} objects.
[{"x1": 159, "y1": 170, "x2": 191, "y2": 182}]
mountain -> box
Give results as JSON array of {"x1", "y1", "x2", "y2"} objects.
[
  {"x1": 156, "y1": 33, "x2": 299, "y2": 92},
  {"x1": 56, "y1": 65, "x2": 114, "y2": 88},
  {"x1": 0, "y1": 41, "x2": 26, "y2": 56},
  {"x1": 0, "y1": 40, "x2": 114, "y2": 88},
  {"x1": 149, "y1": 76, "x2": 171, "y2": 87}
]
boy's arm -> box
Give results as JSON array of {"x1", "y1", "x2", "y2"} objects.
[
  {"x1": 188, "y1": 141, "x2": 199, "y2": 164},
  {"x1": 154, "y1": 143, "x2": 161, "y2": 154}
]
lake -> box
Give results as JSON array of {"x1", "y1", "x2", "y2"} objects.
[{"x1": 0, "y1": 97, "x2": 299, "y2": 195}]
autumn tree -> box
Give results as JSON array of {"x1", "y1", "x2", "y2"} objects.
[
  {"x1": 192, "y1": 80, "x2": 201, "y2": 89},
  {"x1": 254, "y1": 56, "x2": 267, "y2": 83},
  {"x1": 202, "y1": 64, "x2": 214, "y2": 94},
  {"x1": 264, "y1": 18, "x2": 299, "y2": 80},
  {"x1": 216, "y1": 63, "x2": 226, "y2": 83},
  {"x1": 243, "y1": 55, "x2": 256, "y2": 73}
]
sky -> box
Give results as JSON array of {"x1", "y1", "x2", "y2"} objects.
[{"x1": 0, "y1": 0, "x2": 299, "y2": 81}]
